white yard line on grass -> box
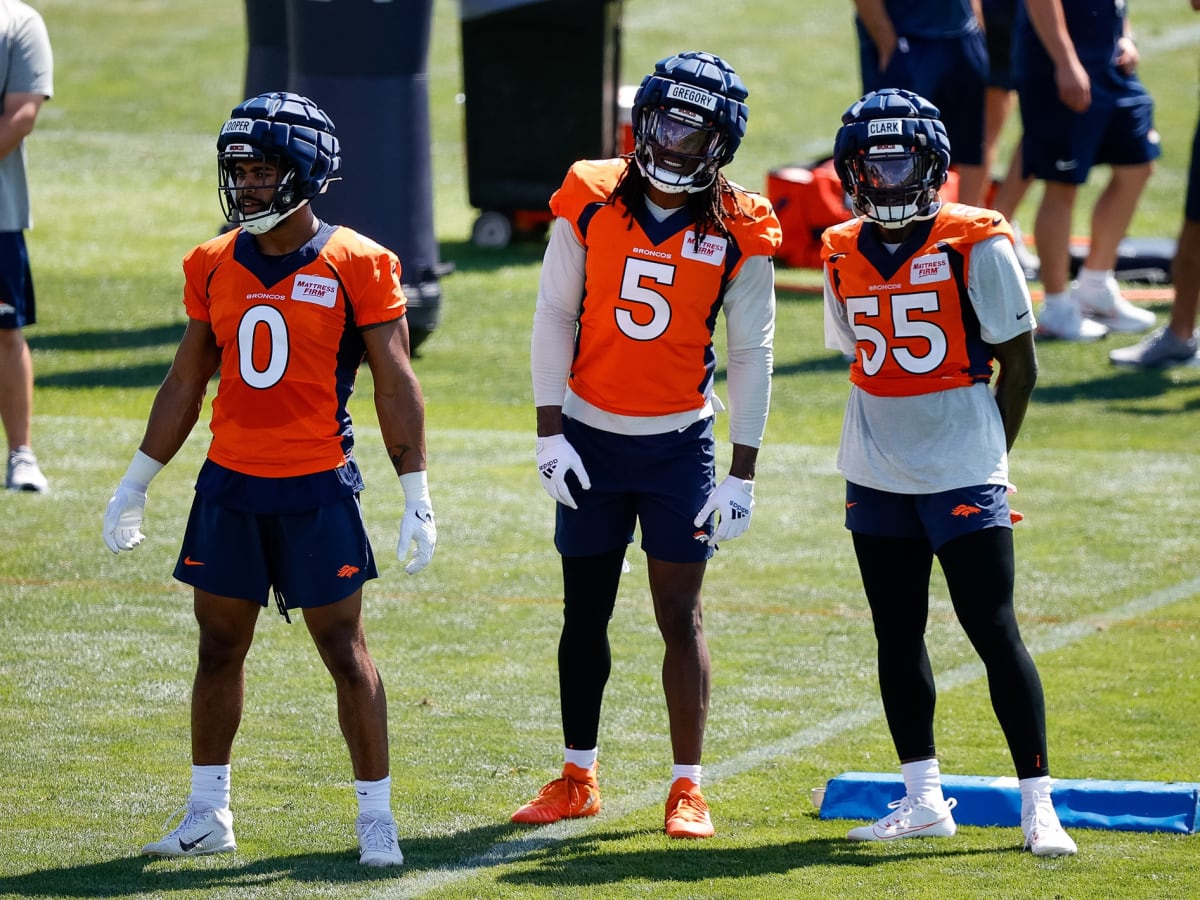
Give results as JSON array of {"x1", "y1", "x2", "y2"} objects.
[{"x1": 372, "y1": 575, "x2": 1200, "y2": 899}]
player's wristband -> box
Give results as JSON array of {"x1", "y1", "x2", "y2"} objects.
[
  {"x1": 123, "y1": 449, "x2": 165, "y2": 492},
  {"x1": 399, "y1": 470, "x2": 429, "y2": 500}
]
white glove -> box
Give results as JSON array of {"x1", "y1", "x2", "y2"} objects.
[
  {"x1": 397, "y1": 470, "x2": 436, "y2": 574},
  {"x1": 694, "y1": 475, "x2": 755, "y2": 545},
  {"x1": 103, "y1": 482, "x2": 148, "y2": 553},
  {"x1": 536, "y1": 433, "x2": 591, "y2": 509},
  {"x1": 102, "y1": 450, "x2": 164, "y2": 554}
]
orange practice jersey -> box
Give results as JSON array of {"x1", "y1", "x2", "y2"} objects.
[
  {"x1": 552, "y1": 159, "x2": 781, "y2": 417},
  {"x1": 182, "y1": 223, "x2": 406, "y2": 477},
  {"x1": 822, "y1": 205, "x2": 1013, "y2": 397}
]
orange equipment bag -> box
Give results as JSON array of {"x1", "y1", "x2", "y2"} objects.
[{"x1": 766, "y1": 158, "x2": 959, "y2": 270}]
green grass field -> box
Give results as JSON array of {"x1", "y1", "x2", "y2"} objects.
[{"x1": 1, "y1": 1, "x2": 1198, "y2": 898}]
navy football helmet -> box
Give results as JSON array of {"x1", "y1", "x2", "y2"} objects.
[
  {"x1": 217, "y1": 92, "x2": 341, "y2": 234},
  {"x1": 631, "y1": 50, "x2": 749, "y2": 194},
  {"x1": 833, "y1": 88, "x2": 951, "y2": 229}
]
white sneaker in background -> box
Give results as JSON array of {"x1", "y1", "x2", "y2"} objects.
[
  {"x1": 1074, "y1": 276, "x2": 1156, "y2": 333},
  {"x1": 1036, "y1": 299, "x2": 1109, "y2": 342},
  {"x1": 1110, "y1": 326, "x2": 1200, "y2": 368},
  {"x1": 6, "y1": 446, "x2": 48, "y2": 492}
]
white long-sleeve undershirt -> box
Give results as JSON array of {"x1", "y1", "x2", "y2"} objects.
[{"x1": 531, "y1": 204, "x2": 776, "y2": 447}]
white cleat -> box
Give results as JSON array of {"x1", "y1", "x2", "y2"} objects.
[
  {"x1": 141, "y1": 802, "x2": 236, "y2": 857},
  {"x1": 847, "y1": 796, "x2": 958, "y2": 842},
  {"x1": 357, "y1": 811, "x2": 404, "y2": 867},
  {"x1": 1023, "y1": 795, "x2": 1078, "y2": 858}
]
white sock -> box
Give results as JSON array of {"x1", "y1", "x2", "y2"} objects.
[
  {"x1": 1019, "y1": 775, "x2": 1053, "y2": 817},
  {"x1": 1077, "y1": 266, "x2": 1113, "y2": 288},
  {"x1": 354, "y1": 775, "x2": 392, "y2": 816},
  {"x1": 1042, "y1": 291, "x2": 1071, "y2": 309},
  {"x1": 564, "y1": 747, "x2": 598, "y2": 770},
  {"x1": 671, "y1": 764, "x2": 702, "y2": 787},
  {"x1": 901, "y1": 758, "x2": 945, "y2": 806},
  {"x1": 190, "y1": 764, "x2": 231, "y2": 809}
]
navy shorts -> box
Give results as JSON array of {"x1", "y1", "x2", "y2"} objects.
[
  {"x1": 555, "y1": 417, "x2": 716, "y2": 564},
  {"x1": 844, "y1": 481, "x2": 1011, "y2": 552},
  {"x1": 1187, "y1": 111, "x2": 1200, "y2": 222},
  {"x1": 858, "y1": 27, "x2": 988, "y2": 167},
  {"x1": 174, "y1": 492, "x2": 379, "y2": 608},
  {"x1": 0, "y1": 233, "x2": 36, "y2": 330},
  {"x1": 1019, "y1": 69, "x2": 1160, "y2": 184},
  {"x1": 982, "y1": 0, "x2": 1016, "y2": 91}
]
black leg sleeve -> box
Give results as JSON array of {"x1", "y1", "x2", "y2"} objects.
[
  {"x1": 852, "y1": 532, "x2": 939, "y2": 761},
  {"x1": 938, "y1": 528, "x2": 1050, "y2": 779},
  {"x1": 558, "y1": 547, "x2": 627, "y2": 750}
]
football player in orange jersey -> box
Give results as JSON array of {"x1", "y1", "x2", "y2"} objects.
[
  {"x1": 822, "y1": 89, "x2": 1074, "y2": 857},
  {"x1": 101, "y1": 93, "x2": 435, "y2": 867},
  {"x1": 517, "y1": 51, "x2": 781, "y2": 839}
]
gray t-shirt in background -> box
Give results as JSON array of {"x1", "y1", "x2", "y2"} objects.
[{"x1": 1, "y1": 0, "x2": 54, "y2": 231}]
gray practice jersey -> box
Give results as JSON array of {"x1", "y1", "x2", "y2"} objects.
[{"x1": 823, "y1": 231, "x2": 1034, "y2": 494}]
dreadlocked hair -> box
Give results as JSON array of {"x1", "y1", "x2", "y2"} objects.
[{"x1": 609, "y1": 156, "x2": 739, "y2": 243}]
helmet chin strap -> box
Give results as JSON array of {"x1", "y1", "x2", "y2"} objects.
[
  {"x1": 862, "y1": 197, "x2": 942, "y2": 230},
  {"x1": 635, "y1": 156, "x2": 717, "y2": 195},
  {"x1": 239, "y1": 198, "x2": 309, "y2": 235}
]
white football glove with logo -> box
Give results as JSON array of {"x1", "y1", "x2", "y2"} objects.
[
  {"x1": 536, "y1": 433, "x2": 591, "y2": 509},
  {"x1": 397, "y1": 470, "x2": 436, "y2": 574},
  {"x1": 103, "y1": 450, "x2": 165, "y2": 553},
  {"x1": 694, "y1": 475, "x2": 755, "y2": 545}
]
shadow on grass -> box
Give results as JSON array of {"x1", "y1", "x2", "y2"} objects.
[
  {"x1": 496, "y1": 832, "x2": 1015, "y2": 888},
  {"x1": 35, "y1": 362, "x2": 179, "y2": 390},
  {"x1": 28, "y1": 324, "x2": 186, "y2": 353},
  {"x1": 438, "y1": 238, "x2": 547, "y2": 274},
  {"x1": 27, "y1": 324, "x2": 185, "y2": 389},
  {"x1": 0, "y1": 851, "x2": 389, "y2": 898},
  {"x1": 1031, "y1": 366, "x2": 1200, "y2": 412},
  {"x1": 0, "y1": 819, "x2": 1033, "y2": 896},
  {"x1": 0, "y1": 821, "x2": 520, "y2": 897}
]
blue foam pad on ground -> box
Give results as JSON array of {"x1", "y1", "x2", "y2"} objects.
[{"x1": 818, "y1": 772, "x2": 1200, "y2": 834}]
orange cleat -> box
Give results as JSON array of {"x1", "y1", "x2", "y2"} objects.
[
  {"x1": 511, "y1": 763, "x2": 601, "y2": 824},
  {"x1": 664, "y1": 777, "x2": 714, "y2": 839}
]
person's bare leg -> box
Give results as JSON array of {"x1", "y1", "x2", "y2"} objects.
[
  {"x1": 1034, "y1": 181, "x2": 1079, "y2": 295},
  {"x1": 981, "y1": 88, "x2": 1015, "y2": 207},
  {"x1": 1169, "y1": 218, "x2": 1200, "y2": 340},
  {"x1": 0, "y1": 329, "x2": 33, "y2": 451},
  {"x1": 304, "y1": 588, "x2": 389, "y2": 780},
  {"x1": 648, "y1": 558, "x2": 709, "y2": 765},
  {"x1": 1083, "y1": 163, "x2": 1154, "y2": 271},
  {"x1": 954, "y1": 163, "x2": 987, "y2": 213},
  {"x1": 191, "y1": 590, "x2": 261, "y2": 763},
  {"x1": 992, "y1": 137, "x2": 1034, "y2": 224}
]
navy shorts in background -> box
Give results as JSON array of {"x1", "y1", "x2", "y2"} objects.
[
  {"x1": 982, "y1": 0, "x2": 1017, "y2": 91},
  {"x1": 0, "y1": 233, "x2": 36, "y2": 330},
  {"x1": 1019, "y1": 68, "x2": 1160, "y2": 184},
  {"x1": 857, "y1": 24, "x2": 988, "y2": 167}
]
